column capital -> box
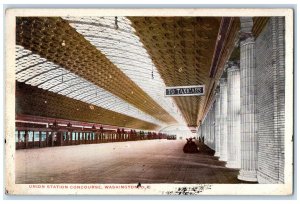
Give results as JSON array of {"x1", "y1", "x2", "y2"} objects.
[
  {"x1": 240, "y1": 17, "x2": 253, "y2": 32},
  {"x1": 239, "y1": 17, "x2": 254, "y2": 42},
  {"x1": 227, "y1": 61, "x2": 240, "y2": 72},
  {"x1": 215, "y1": 86, "x2": 220, "y2": 95},
  {"x1": 240, "y1": 32, "x2": 255, "y2": 43},
  {"x1": 219, "y1": 77, "x2": 227, "y2": 84}
]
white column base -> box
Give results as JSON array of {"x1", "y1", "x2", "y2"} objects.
[
  {"x1": 214, "y1": 152, "x2": 220, "y2": 157},
  {"x1": 238, "y1": 170, "x2": 258, "y2": 182},
  {"x1": 219, "y1": 156, "x2": 227, "y2": 162},
  {"x1": 225, "y1": 161, "x2": 240, "y2": 169}
]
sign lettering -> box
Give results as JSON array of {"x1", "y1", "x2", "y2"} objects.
[{"x1": 165, "y1": 85, "x2": 205, "y2": 96}]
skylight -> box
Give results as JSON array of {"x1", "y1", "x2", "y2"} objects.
[
  {"x1": 63, "y1": 16, "x2": 186, "y2": 126},
  {"x1": 15, "y1": 45, "x2": 165, "y2": 128}
]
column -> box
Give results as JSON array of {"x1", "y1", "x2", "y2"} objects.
[
  {"x1": 209, "y1": 109, "x2": 213, "y2": 148},
  {"x1": 238, "y1": 17, "x2": 258, "y2": 182},
  {"x1": 32, "y1": 131, "x2": 35, "y2": 148},
  {"x1": 211, "y1": 103, "x2": 215, "y2": 150},
  {"x1": 25, "y1": 130, "x2": 28, "y2": 149},
  {"x1": 17, "y1": 130, "x2": 20, "y2": 149},
  {"x1": 39, "y1": 131, "x2": 42, "y2": 148},
  {"x1": 219, "y1": 77, "x2": 228, "y2": 161},
  {"x1": 214, "y1": 88, "x2": 221, "y2": 157},
  {"x1": 208, "y1": 107, "x2": 212, "y2": 148},
  {"x1": 226, "y1": 62, "x2": 241, "y2": 168},
  {"x1": 203, "y1": 118, "x2": 207, "y2": 145},
  {"x1": 51, "y1": 132, "x2": 54, "y2": 147},
  {"x1": 207, "y1": 110, "x2": 211, "y2": 148},
  {"x1": 46, "y1": 131, "x2": 49, "y2": 147},
  {"x1": 60, "y1": 132, "x2": 63, "y2": 146},
  {"x1": 66, "y1": 132, "x2": 69, "y2": 144},
  {"x1": 70, "y1": 131, "x2": 73, "y2": 144}
]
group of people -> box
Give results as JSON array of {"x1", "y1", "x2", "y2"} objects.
[{"x1": 183, "y1": 137, "x2": 199, "y2": 153}]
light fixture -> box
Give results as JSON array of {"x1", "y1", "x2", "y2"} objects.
[
  {"x1": 151, "y1": 64, "x2": 154, "y2": 79},
  {"x1": 61, "y1": 40, "x2": 66, "y2": 47},
  {"x1": 114, "y1": 16, "x2": 119, "y2": 30}
]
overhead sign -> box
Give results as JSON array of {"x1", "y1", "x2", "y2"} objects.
[{"x1": 165, "y1": 85, "x2": 205, "y2": 97}]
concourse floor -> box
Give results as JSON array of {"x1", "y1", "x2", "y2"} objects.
[{"x1": 15, "y1": 139, "x2": 243, "y2": 184}]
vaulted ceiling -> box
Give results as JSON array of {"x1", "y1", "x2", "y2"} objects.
[
  {"x1": 128, "y1": 17, "x2": 221, "y2": 127},
  {"x1": 15, "y1": 16, "x2": 269, "y2": 131}
]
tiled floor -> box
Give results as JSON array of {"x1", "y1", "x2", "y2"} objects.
[{"x1": 15, "y1": 139, "x2": 243, "y2": 184}]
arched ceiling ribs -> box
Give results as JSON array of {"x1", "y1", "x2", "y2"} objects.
[
  {"x1": 16, "y1": 17, "x2": 177, "y2": 125},
  {"x1": 16, "y1": 82, "x2": 160, "y2": 131},
  {"x1": 63, "y1": 16, "x2": 186, "y2": 126},
  {"x1": 15, "y1": 45, "x2": 166, "y2": 128}
]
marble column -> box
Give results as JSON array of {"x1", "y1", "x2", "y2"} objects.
[
  {"x1": 203, "y1": 117, "x2": 207, "y2": 145},
  {"x1": 197, "y1": 125, "x2": 201, "y2": 141},
  {"x1": 208, "y1": 108, "x2": 211, "y2": 148},
  {"x1": 208, "y1": 110, "x2": 211, "y2": 148},
  {"x1": 210, "y1": 103, "x2": 215, "y2": 150},
  {"x1": 214, "y1": 88, "x2": 221, "y2": 157},
  {"x1": 238, "y1": 17, "x2": 258, "y2": 182},
  {"x1": 205, "y1": 113, "x2": 209, "y2": 146},
  {"x1": 219, "y1": 77, "x2": 228, "y2": 161},
  {"x1": 226, "y1": 62, "x2": 241, "y2": 168},
  {"x1": 204, "y1": 116, "x2": 208, "y2": 145}
]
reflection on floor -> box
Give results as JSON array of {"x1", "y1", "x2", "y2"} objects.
[{"x1": 16, "y1": 139, "x2": 244, "y2": 184}]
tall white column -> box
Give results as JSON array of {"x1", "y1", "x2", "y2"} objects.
[
  {"x1": 219, "y1": 77, "x2": 228, "y2": 161},
  {"x1": 210, "y1": 103, "x2": 215, "y2": 150},
  {"x1": 214, "y1": 88, "x2": 221, "y2": 157},
  {"x1": 238, "y1": 17, "x2": 258, "y2": 182},
  {"x1": 205, "y1": 117, "x2": 208, "y2": 145},
  {"x1": 226, "y1": 62, "x2": 241, "y2": 168},
  {"x1": 203, "y1": 117, "x2": 207, "y2": 145},
  {"x1": 207, "y1": 110, "x2": 211, "y2": 148}
]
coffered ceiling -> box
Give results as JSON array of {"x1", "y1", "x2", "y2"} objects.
[{"x1": 15, "y1": 16, "x2": 269, "y2": 131}]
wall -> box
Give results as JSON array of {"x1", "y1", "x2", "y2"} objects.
[{"x1": 255, "y1": 17, "x2": 285, "y2": 183}]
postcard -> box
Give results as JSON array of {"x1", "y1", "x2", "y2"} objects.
[{"x1": 5, "y1": 8, "x2": 294, "y2": 195}]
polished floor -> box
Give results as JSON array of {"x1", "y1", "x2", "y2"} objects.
[{"x1": 15, "y1": 139, "x2": 243, "y2": 184}]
